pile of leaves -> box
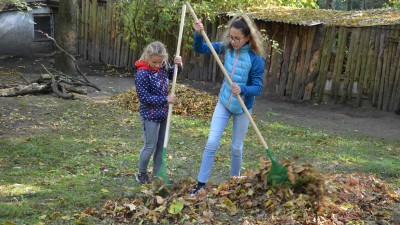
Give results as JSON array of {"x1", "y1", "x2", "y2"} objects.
[
  {"x1": 112, "y1": 84, "x2": 218, "y2": 120},
  {"x1": 76, "y1": 159, "x2": 400, "y2": 224}
]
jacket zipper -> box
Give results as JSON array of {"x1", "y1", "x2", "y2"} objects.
[{"x1": 226, "y1": 50, "x2": 240, "y2": 109}]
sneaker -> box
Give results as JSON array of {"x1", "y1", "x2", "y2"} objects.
[
  {"x1": 135, "y1": 173, "x2": 152, "y2": 184},
  {"x1": 190, "y1": 183, "x2": 206, "y2": 197}
]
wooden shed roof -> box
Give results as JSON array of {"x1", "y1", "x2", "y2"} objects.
[{"x1": 231, "y1": 7, "x2": 400, "y2": 27}]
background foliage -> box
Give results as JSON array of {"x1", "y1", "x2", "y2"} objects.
[
  {"x1": 114, "y1": 0, "x2": 319, "y2": 59},
  {"x1": 0, "y1": 0, "x2": 48, "y2": 11},
  {"x1": 113, "y1": 0, "x2": 400, "y2": 60}
]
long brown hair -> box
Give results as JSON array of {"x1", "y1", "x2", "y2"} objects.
[{"x1": 222, "y1": 14, "x2": 265, "y2": 57}]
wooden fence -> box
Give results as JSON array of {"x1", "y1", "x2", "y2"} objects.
[
  {"x1": 76, "y1": 0, "x2": 400, "y2": 114},
  {"x1": 187, "y1": 18, "x2": 400, "y2": 114},
  {"x1": 76, "y1": 0, "x2": 219, "y2": 80},
  {"x1": 260, "y1": 22, "x2": 400, "y2": 113},
  {"x1": 76, "y1": 0, "x2": 179, "y2": 67},
  {"x1": 77, "y1": 0, "x2": 131, "y2": 66}
]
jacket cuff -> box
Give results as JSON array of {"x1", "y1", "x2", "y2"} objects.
[{"x1": 239, "y1": 84, "x2": 247, "y2": 95}]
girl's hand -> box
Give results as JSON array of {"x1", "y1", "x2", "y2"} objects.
[
  {"x1": 193, "y1": 19, "x2": 204, "y2": 34},
  {"x1": 174, "y1": 56, "x2": 183, "y2": 67},
  {"x1": 167, "y1": 94, "x2": 176, "y2": 103},
  {"x1": 231, "y1": 83, "x2": 241, "y2": 95}
]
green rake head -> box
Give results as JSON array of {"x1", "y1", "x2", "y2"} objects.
[
  {"x1": 157, "y1": 147, "x2": 170, "y2": 184},
  {"x1": 266, "y1": 148, "x2": 291, "y2": 186}
]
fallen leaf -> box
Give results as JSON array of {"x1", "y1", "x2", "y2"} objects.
[
  {"x1": 156, "y1": 195, "x2": 164, "y2": 204},
  {"x1": 168, "y1": 199, "x2": 184, "y2": 214}
]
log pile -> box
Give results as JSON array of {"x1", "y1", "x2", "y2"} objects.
[
  {"x1": 0, "y1": 32, "x2": 101, "y2": 99},
  {"x1": 0, "y1": 70, "x2": 100, "y2": 99}
]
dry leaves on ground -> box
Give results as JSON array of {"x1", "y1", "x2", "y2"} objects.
[
  {"x1": 103, "y1": 83, "x2": 400, "y2": 224},
  {"x1": 77, "y1": 160, "x2": 400, "y2": 225},
  {"x1": 112, "y1": 84, "x2": 217, "y2": 120}
]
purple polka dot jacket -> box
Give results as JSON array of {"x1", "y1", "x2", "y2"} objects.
[{"x1": 134, "y1": 60, "x2": 182, "y2": 122}]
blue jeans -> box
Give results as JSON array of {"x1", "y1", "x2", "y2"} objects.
[
  {"x1": 138, "y1": 117, "x2": 166, "y2": 176},
  {"x1": 197, "y1": 101, "x2": 251, "y2": 183}
]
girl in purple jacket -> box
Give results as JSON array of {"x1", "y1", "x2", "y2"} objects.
[{"x1": 134, "y1": 41, "x2": 183, "y2": 184}]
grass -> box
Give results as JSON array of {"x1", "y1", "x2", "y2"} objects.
[{"x1": 0, "y1": 94, "x2": 399, "y2": 224}]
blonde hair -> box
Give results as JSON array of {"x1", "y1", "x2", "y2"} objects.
[
  {"x1": 222, "y1": 14, "x2": 265, "y2": 57},
  {"x1": 139, "y1": 41, "x2": 169, "y2": 68}
]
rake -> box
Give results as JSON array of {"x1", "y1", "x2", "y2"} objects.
[{"x1": 156, "y1": 4, "x2": 186, "y2": 184}]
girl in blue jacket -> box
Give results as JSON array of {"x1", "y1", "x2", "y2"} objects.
[
  {"x1": 191, "y1": 14, "x2": 265, "y2": 195},
  {"x1": 134, "y1": 41, "x2": 183, "y2": 184}
]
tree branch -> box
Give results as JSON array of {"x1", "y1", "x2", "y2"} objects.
[{"x1": 38, "y1": 30, "x2": 101, "y2": 91}]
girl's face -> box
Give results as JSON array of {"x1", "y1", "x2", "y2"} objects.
[
  {"x1": 228, "y1": 27, "x2": 250, "y2": 50},
  {"x1": 148, "y1": 55, "x2": 165, "y2": 70}
]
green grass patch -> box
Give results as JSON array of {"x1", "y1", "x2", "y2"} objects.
[{"x1": 1, "y1": 96, "x2": 399, "y2": 224}]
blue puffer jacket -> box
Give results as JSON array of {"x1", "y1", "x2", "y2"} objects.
[
  {"x1": 134, "y1": 60, "x2": 181, "y2": 122},
  {"x1": 193, "y1": 32, "x2": 265, "y2": 114}
]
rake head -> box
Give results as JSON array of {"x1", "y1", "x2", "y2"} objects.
[
  {"x1": 157, "y1": 147, "x2": 170, "y2": 184},
  {"x1": 266, "y1": 148, "x2": 291, "y2": 186}
]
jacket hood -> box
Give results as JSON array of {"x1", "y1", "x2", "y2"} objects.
[{"x1": 134, "y1": 60, "x2": 159, "y2": 71}]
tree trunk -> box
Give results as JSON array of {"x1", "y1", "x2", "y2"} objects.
[
  {"x1": 325, "y1": 0, "x2": 332, "y2": 9},
  {"x1": 0, "y1": 83, "x2": 50, "y2": 97},
  {"x1": 347, "y1": 0, "x2": 352, "y2": 11},
  {"x1": 54, "y1": 0, "x2": 78, "y2": 76}
]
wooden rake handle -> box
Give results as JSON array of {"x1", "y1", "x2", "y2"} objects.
[
  {"x1": 185, "y1": 2, "x2": 269, "y2": 150},
  {"x1": 163, "y1": 4, "x2": 186, "y2": 148}
]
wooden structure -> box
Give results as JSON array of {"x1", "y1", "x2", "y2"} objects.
[
  {"x1": 76, "y1": 2, "x2": 400, "y2": 114},
  {"x1": 247, "y1": 7, "x2": 400, "y2": 114},
  {"x1": 76, "y1": 0, "x2": 181, "y2": 68},
  {"x1": 77, "y1": 0, "x2": 134, "y2": 66},
  {"x1": 188, "y1": 8, "x2": 400, "y2": 114},
  {"x1": 0, "y1": 0, "x2": 58, "y2": 56}
]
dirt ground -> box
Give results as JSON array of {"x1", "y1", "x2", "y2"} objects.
[{"x1": 1, "y1": 55, "x2": 400, "y2": 141}]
